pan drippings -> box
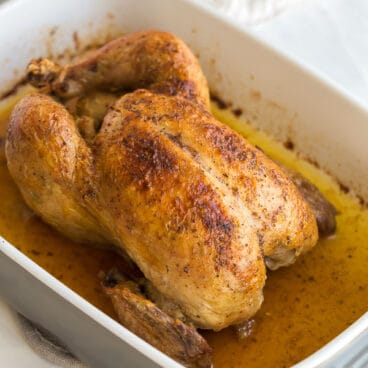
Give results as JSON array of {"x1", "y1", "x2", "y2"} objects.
[{"x1": 0, "y1": 91, "x2": 367, "y2": 368}]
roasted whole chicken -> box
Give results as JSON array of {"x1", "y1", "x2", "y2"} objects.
[{"x1": 5, "y1": 31, "x2": 336, "y2": 367}]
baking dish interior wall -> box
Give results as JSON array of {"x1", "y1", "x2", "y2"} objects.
[{"x1": 0, "y1": 0, "x2": 367, "y2": 199}]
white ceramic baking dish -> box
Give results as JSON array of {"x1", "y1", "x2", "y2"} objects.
[{"x1": 0, "y1": 0, "x2": 367, "y2": 367}]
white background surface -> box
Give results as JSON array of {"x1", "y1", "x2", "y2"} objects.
[{"x1": 0, "y1": 0, "x2": 367, "y2": 366}]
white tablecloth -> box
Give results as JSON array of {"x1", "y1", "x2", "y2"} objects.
[{"x1": 1, "y1": 0, "x2": 367, "y2": 366}]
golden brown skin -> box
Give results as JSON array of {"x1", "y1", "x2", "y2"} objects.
[
  {"x1": 6, "y1": 31, "x2": 319, "y2": 332},
  {"x1": 124, "y1": 94, "x2": 317, "y2": 271},
  {"x1": 27, "y1": 31, "x2": 210, "y2": 108},
  {"x1": 102, "y1": 270, "x2": 212, "y2": 368}
]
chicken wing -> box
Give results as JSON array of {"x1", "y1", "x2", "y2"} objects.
[
  {"x1": 282, "y1": 166, "x2": 337, "y2": 236},
  {"x1": 102, "y1": 270, "x2": 212, "y2": 368}
]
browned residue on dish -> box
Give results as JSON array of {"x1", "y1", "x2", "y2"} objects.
[
  {"x1": 210, "y1": 93, "x2": 230, "y2": 110},
  {"x1": 72, "y1": 31, "x2": 80, "y2": 51},
  {"x1": 232, "y1": 108, "x2": 242, "y2": 117},
  {"x1": 283, "y1": 138, "x2": 295, "y2": 151},
  {"x1": 338, "y1": 181, "x2": 350, "y2": 194}
]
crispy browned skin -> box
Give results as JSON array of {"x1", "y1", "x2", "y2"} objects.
[
  {"x1": 102, "y1": 271, "x2": 212, "y2": 368},
  {"x1": 6, "y1": 31, "x2": 319, "y2": 331},
  {"x1": 27, "y1": 31, "x2": 210, "y2": 108}
]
